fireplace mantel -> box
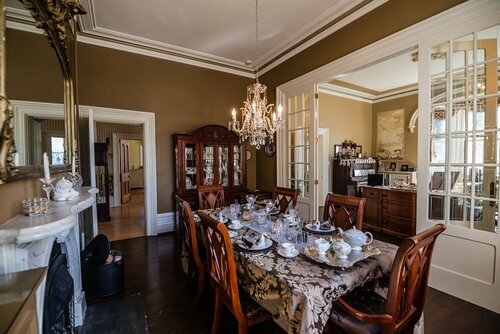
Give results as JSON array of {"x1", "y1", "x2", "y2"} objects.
[
  {"x1": 0, "y1": 186, "x2": 98, "y2": 329},
  {"x1": 0, "y1": 187, "x2": 98, "y2": 245}
]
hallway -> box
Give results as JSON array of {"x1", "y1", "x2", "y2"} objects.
[{"x1": 98, "y1": 188, "x2": 145, "y2": 241}]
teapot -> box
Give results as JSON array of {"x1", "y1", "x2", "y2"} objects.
[
  {"x1": 337, "y1": 227, "x2": 373, "y2": 251},
  {"x1": 257, "y1": 233, "x2": 269, "y2": 247},
  {"x1": 332, "y1": 240, "x2": 352, "y2": 259}
]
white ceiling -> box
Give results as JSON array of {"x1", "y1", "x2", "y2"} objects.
[
  {"x1": 338, "y1": 50, "x2": 418, "y2": 92},
  {"x1": 5, "y1": 0, "x2": 389, "y2": 77}
]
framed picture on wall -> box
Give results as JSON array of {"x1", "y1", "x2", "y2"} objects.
[{"x1": 390, "y1": 162, "x2": 397, "y2": 171}]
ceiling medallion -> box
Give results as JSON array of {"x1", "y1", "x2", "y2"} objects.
[{"x1": 228, "y1": 0, "x2": 284, "y2": 150}]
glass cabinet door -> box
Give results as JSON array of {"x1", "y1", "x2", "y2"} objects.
[
  {"x1": 219, "y1": 144, "x2": 229, "y2": 187},
  {"x1": 233, "y1": 145, "x2": 243, "y2": 186},
  {"x1": 184, "y1": 143, "x2": 197, "y2": 190},
  {"x1": 203, "y1": 144, "x2": 215, "y2": 185}
]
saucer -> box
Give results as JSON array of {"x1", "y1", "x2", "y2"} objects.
[
  {"x1": 277, "y1": 248, "x2": 299, "y2": 258},
  {"x1": 228, "y1": 223, "x2": 243, "y2": 230},
  {"x1": 228, "y1": 231, "x2": 238, "y2": 238}
]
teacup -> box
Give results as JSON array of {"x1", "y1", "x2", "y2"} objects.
[
  {"x1": 231, "y1": 220, "x2": 242, "y2": 229},
  {"x1": 281, "y1": 242, "x2": 295, "y2": 255},
  {"x1": 314, "y1": 238, "x2": 330, "y2": 256}
]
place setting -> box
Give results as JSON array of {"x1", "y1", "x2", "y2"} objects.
[{"x1": 234, "y1": 231, "x2": 274, "y2": 253}]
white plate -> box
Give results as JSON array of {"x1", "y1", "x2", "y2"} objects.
[
  {"x1": 239, "y1": 236, "x2": 273, "y2": 250},
  {"x1": 228, "y1": 231, "x2": 238, "y2": 238},
  {"x1": 305, "y1": 223, "x2": 335, "y2": 233},
  {"x1": 277, "y1": 248, "x2": 299, "y2": 258},
  {"x1": 228, "y1": 223, "x2": 243, "y2": 230}
]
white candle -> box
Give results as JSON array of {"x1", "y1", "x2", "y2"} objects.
[
  {"x1": 72, "y1": 155, "x2": 76, "y2": 175},
  {"x1": 231, "y1": 108, "x2": 236, "y2": 121},
  {"x1": 272, "y1": 112, "x2": 276, "y2": 122},
  {"x1": 277, "y1": 104, "x2": 283, "y2": 120},
  {"x1": 43, "y1": 152, "x2": 50, "y2": 182}
]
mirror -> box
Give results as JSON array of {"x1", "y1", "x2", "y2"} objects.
[{"x1": 0, "y1": 0, "x2": 86, "y2": 183}]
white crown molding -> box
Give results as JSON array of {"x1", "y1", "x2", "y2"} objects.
[
  {"x1": 318, "y1": 82, "x2": 418, "y2": 104},
  {"x1": 257, "y1": 0, "x2": 367, "y2": 67},
  {"x1": 258, "y1": 0, "x2": 389, "y2": 76},
  {"x1": 5, "y1": 0, "x2": 385, "y2": 79}
]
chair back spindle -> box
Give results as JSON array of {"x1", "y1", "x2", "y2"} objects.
[{"x1": 272, "y1": 186, "x2": 298, "y2": 213}]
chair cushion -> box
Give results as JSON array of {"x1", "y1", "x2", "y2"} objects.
[
  {"x1": 330, "y1": 286, "x2": 387, "y2": 334},
  {"x1": 239, "y1": 289, "x2": 268, "y2": 319}
]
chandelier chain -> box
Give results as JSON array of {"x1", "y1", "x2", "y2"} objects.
[{"x1": 255, "y1": 0, "x2": 259, "y2": 79}]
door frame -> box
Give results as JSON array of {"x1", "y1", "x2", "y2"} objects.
[
  {"x1": 318, "y1": 128, "x2": 329, "y2": 208},
  {"x1": 112, "y1": 133, "x2": 142, "y2": 207},
  {"x1": 275, "y1": 0, "x2": 500, "y2": 311},
  {"x1": 85, "y1": 106, "x2": 158, "y2": 237}
]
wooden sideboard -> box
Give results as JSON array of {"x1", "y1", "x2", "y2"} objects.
[{"x1": 361, "y1": 186, "x2": 416, "y2": 238}]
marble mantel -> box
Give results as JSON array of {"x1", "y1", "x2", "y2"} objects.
[{"x1": 0, "y1": 186, "x2": 98, "y2": 329}]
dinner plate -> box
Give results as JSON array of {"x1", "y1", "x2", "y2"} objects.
[
  {"x1": 210, "y1": 214, "x2": 228, "y2": 224},
  {"x1": 235, "y1": 236, "x2": 273, "y2": 252},
  {"x1": 277, "y1": 248, "x2": 299, "y2": 258},
  {"x1": 304, "y1": 223, "x2": 335, "y2": 234}
]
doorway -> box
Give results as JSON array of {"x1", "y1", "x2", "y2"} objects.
[
  {"x1": 84, "y1": 105, "x2": 158, "y2": 240},
  {"x1": 94, "y1": 123, "x2": 145, "y2": 241},
  {"x1": 276, "y1": 0, "x2": 500, "y2": 313}
]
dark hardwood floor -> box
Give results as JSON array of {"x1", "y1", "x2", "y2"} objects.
[{"x1": 86, "y1": 234, "x2": 500, "y2": 334}]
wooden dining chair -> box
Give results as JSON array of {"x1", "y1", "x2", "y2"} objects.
[
  {"x1": 197, "y1": 211, "x2": 271, "y2": 334},
  {"x1": 327, "y1": 223, "x2": 446, "y2": 334},
  {"x1": 323, "y1": 193, "x2": 366, "y2": 230},
  {"x1": 175, "y1": 195, "x2": 205, "y2": 305},
  {"x1": 272, "y1": 186, "x2": 298, "y2": 213},
  {"x1": 198, "y1": 185, "x2": 225, "y2": 210}
]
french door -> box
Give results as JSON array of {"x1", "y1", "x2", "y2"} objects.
[
  {"x1": 418, "y1": 16, "x2": 500, "y2": 313},
  {"x1": 277, "y1": 84, "x2": 319, "y2": 220}
]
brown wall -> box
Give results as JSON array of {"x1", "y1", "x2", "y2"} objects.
[
  {"x1": 255, "y1": 0, "x2": 465, "y2": 191},
  {"x1": 319, "y1": 93, "x2": 373, "y2": 156},
  {"x1": 1, "y1": 29, "x2": 254, "y2": 221},
  {"x1": 77, "y1": 43, "x2": 255, "y2": 213},
  {"x1": 372, "y1": 93, "x2": 418, "y2": 167}
]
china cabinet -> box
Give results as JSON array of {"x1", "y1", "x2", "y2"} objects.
[{"x1": 173, "y1": 125, "x2": 247, "y2": 210}]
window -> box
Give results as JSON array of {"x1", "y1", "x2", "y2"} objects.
[
  {"x1": 428, "y1": 25, "x2": 500, "y2": 233},
  {"x1": 50, "y1": 136, "x2": 64, "y2": 165}
]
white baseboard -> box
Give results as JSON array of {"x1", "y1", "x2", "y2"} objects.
[{"x1": 157, "y1": 212, "x2": 175, "y2": 234}]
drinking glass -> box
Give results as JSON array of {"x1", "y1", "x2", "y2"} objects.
[
  {"x1": 288, "y1": 205, "x2": 298, "y2": 224},
  {"x1": 230, "y1": 203, "x2": 240, "y2": 220},
  {"x1": 246, "y1": 194, "x2": 256, "y2": 210},
  {"x1": 264, "y1": 199, "x2": 275, "y2": 219}
]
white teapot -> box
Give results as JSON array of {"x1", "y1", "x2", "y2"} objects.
[{"x1": 337, "y1": 227, "x2": 373, "y2": 251}]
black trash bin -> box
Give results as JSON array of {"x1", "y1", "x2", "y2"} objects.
[{"x1": 81, "y1": 234, "x2": 125, "y2": 297}]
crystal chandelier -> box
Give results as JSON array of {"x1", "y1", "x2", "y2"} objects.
[{"x1": 229, "y1": 0, "x2": 284, "y2": 149}]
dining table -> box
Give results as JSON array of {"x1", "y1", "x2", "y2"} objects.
[{"x1": 195, "y1": 206, "x2": 399, "y2": 334}]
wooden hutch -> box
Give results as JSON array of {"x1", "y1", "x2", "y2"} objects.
[{"x1": 173, "y1": 125, "x2": 247, "y2": 210}]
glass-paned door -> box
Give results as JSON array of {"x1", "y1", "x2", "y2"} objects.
[
  {"x1": 184, "y1": 143, "x2": 197, "y2": 190},
  {"x1": 203, "y1": 144, "x2": 215, "y2": 185},
  {"x1": 427, "y1": 27, "x2": 500, "y2": 233},
  {"x1": 219, "y1": 144, "x2": 229, "y2": 187},
  {"x1": 233, "y1": 144, "x2": 243, "y2": 186},
  {"x1": 420, "y1": 19, "x2": 500, "y2": 314},
  {"x1": 280, "y1": 86, "x2": 318, "y2": 220}
]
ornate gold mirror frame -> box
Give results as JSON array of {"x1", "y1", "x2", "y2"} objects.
[{"x1": 0, "y1": 0, "x2": 85, "y2": 184}]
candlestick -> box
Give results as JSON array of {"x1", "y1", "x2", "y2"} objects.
[
  {"x1": 43, "y1": 152, "x2": 50, "y2": 182},
  {"x1": 231, "y1": 108, "x2": 236, "y2": 121},
  {"x1": 277, "y1": 104, "x2": 283, "y2": 120},
  {"x1": 39, "y1": 178, "x2": 55, "y2": 202},
  {"x1": 71, "y1": 155, "x2": 76, "y2": 175}
]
